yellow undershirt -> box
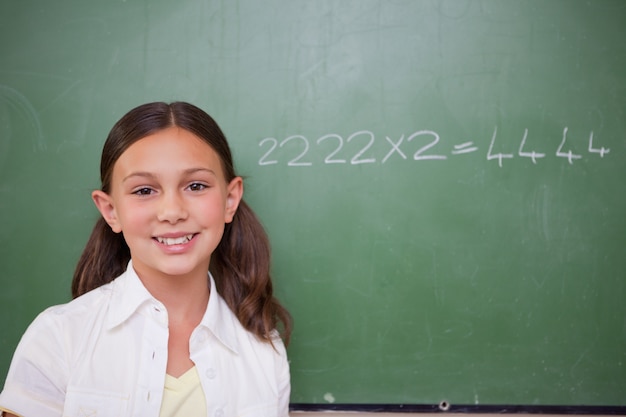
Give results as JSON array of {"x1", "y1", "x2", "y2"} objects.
[{"x1": 159, "y1": 366, "x2": 207, "y2": 417}]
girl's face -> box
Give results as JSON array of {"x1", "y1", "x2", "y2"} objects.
[{"x1": 92, "y1": 126, "x2": 242, "y2": 281}]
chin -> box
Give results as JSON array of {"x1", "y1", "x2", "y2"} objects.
[{"x1": 159, "y1": 262, "x2": 209, "y2": 278}]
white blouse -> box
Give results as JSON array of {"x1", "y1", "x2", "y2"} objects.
[{"x1": 0, "y1": 261, "x2": 290, "y2": 417}]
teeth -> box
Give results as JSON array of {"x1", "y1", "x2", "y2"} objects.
[{"x1": 156, "y1": 234, "x2": 193, "y2": 245}]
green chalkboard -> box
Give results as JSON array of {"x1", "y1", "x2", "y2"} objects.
[{"x1": 1, "y1": 0, "x2": 625, "y2": 408}]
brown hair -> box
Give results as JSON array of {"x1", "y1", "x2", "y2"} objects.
[{"x1": 72, "y1": 101, "x2": 292, "y2": 344}]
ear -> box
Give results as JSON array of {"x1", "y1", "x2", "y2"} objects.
[
  {"x1": 92, "y1": 190, "x2": 122, "y2": 233},
  {"x1": 224, "y1": 177, "x2": 243, "y2": 223}
]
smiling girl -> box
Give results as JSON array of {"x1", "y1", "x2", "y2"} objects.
[{"x1": 0, "y1": 102, "x2": 292, "y2": 417}]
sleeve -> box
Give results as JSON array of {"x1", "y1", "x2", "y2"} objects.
[
  {"x1": 0, "y1": 308, "x2": 69, "y2": 417},
  {"x1": 274, "y1": 338, "x2": 291, "y2": 417}
]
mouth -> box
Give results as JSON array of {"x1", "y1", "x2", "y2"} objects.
[{"x1": 154, "y1": 234, "x2": 195, "y2": 246}]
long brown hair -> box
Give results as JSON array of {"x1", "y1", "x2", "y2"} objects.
[{"x1": 72, "y1": 101, "x2": 292, "y2": 344}]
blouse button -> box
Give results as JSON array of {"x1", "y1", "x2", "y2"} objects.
[
  {"x1": 206, "y1": 368, "x2": 217, "y2": 379},
  {"x1": 215, "y1": 408, "x2": 224, "y2": 417}
]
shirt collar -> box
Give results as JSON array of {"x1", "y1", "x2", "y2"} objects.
[
  {"x1": 200, "y1": 272, "x2": 239, "y2": 354},
  {"x1": 104, "y1": 260, "x2": 240, "y2": 354},
  {"x1": 105, "y1": 260, "x2": 155, "y2": 330}
]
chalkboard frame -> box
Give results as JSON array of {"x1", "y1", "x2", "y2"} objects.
[{"x1": 290, "y1": 404, "x2": 626, "y2": 415}]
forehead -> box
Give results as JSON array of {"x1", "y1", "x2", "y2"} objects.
[
  {"x1": 119, "y1": 127, "x2": 219, "y2": 160},
  {"x1": 116, "y1": 127, "x2": 223, "y2": 170}
]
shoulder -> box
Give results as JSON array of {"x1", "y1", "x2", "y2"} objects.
[
  {"x1": 20, "y1": 279, "x2": 119, "y2": 351},
  {"x1": 38, "y1": 281, "x2": 114, "y2": 324},
  {"x1": 227, "y1": 302, "x2": 288, "y2": 368},
  {"x1": 207, "y1": 292, "x2": 290, "y2": 380},
  {"x1": 0, "y1": 280, "x2": 123, "y2": 416},
  {"x1": 206, "y1": 288, "x2": 287, "y2": 358}
]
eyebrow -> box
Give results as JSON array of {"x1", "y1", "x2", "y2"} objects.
[{"x1": 122, "y1": 168, "x2": 217, "y2": 183}]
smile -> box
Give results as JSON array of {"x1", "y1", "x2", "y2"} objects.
[{"x1": 155, "y1": 234, "x2": 195, "y2": 246}]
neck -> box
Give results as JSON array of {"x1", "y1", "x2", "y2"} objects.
[{"x1": 136, "y1": 266, "x2": 210, "y2": 324}]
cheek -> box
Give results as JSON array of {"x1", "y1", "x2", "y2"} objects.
[
  {"x1": 195, "y1": 198, "x2": 229, "y2": 224},
  {"x1": 201, "y1": 205, "x2": 227, "y2": 223},
  {"x1": 117, "y1": 202, "x2": 151, "y2": 230}
]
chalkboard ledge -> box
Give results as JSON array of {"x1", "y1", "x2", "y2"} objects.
[{"x1": 290, "y1": 404, "x2": 626, "y2": 415}]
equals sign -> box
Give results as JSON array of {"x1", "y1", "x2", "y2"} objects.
[{"x1": 451, "y1": 141, "x2": 478, "y2": 155}]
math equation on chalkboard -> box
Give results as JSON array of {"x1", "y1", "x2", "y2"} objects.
[{"x1": 257, "y1": 127, "x2": 610, "y2": 167}]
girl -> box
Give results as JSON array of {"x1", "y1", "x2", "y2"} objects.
[{"x1": 0, "y1": 102, "x2": 292, "y2": 417}]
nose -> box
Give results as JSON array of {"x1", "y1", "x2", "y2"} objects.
[{"x1": 157, "y1": 191, "x2": 188, "y2": 224}]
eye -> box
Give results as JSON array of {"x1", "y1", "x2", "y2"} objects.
[
  {"x1": 187, "y1": 182, "x2": 208, "y2": 192},
  {"x1": 132, "y1": 187, "x2": 154, "y2": 196}
]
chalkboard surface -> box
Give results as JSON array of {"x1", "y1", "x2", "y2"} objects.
[{"x1": 1, "y1": 0, "x2": 624, "y2": 408}]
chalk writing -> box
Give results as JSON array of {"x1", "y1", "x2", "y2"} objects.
[
  {"x1": 518, "y1": 128, "x2": 545, "y2": 164},
  {"x1": 486, "y1": 126, "x2": 514, "y2": 167},
  {"x1": 588, "y1": 131, "x2": 610, "y2": 158},
  {"x1": 410, "y1": 130, "x2": 447, "y2": 161},
  {"x1": 258, "y1": 126, "x2": 611, "y2": 167},
  {"x1": 556, "y1": 127, "x2": 582, "y2": 164}
]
